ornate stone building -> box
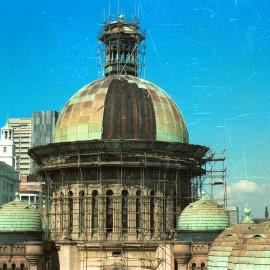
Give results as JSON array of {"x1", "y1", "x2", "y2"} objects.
[
  {"x1": 0, "y1": 193, "x2": 48, "y2": 270},
  {"x1": 28, "y1": 15, "x2": 208, "y2": 270},
  {"x1": 174, "y1": 193, "x2": 230, "y2": 270},
  {"x1": 1, "y1": 14, "x2": 269, "y2": 270}
]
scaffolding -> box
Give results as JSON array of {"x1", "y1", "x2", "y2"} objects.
[
  {"x1": 98, "y1": 15, "x2": 146, "y2": 78},
  {"x1": 30, "y1": 140, "x2": 208, "y2": 270},
  {"x1": 194, "y1": 149, "x2": 227, "y2": 209},
  {"x1": 28, "y1": 14, "x2": 210, "y2": 270}
]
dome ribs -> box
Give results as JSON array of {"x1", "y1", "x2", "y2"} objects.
[
  {"x1": 102, "y1": 78, "x2": 156, "y2": 140},
  {"x1": 53, "y1": 76, "x2": 188, "y2": 143}
]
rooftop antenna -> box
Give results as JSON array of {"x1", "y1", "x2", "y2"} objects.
[
  {"x1": 5, "y1": 105, "x2": 10, "y2": 125},
  {"x1": 108, "y1": 0, "x2": 111, "y2": 20}
]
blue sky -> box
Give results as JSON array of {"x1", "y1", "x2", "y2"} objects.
[{"x1": 0, "y1": 0, "x2": 269, "y2": 217}]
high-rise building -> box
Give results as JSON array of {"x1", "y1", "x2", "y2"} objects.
[
  {"x1": 0, "y1": 161, "x2": 19, "y2": 205},
  {"x1": 8, "y1": 118, "x2": 32, "y2": 176},
  {"x1": 31, "y1": 111, "x2": 58, "y2": 172},
  {"x1": 8, "y1": 112, "x2": 58, "y2": 208},
  {"x1": 32, "y1": 111, "x2": 59, "y2": 148},
  {"x1": 227, "y1": 206, "x2": 239, "y2": 225},
  {"x1": 8, "y1": 111, "x2": 58, "y2": 176}
]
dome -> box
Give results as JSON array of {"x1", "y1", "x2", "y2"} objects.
[
  {"x1": 178, "y1": 195, "x2": 230, "y2": 232},
  {"x1": 0, "y1": 193, "x2": 42, "y2": 232},
  {"x1": 53, "y1": 75, "x2": 188, "y2": 144},
  {"x1": 228, "y1": 222, "x2": 270, "y2": 269},
  {"x1": 207, "y1": 223, "x2": 252, "y2": 270},
  {"x1": 208, "y1": 208, "x2": 270, "y2": 270}
]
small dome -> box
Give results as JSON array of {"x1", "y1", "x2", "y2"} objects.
[
  {"x1": 178, "y1": 195, "x2": 230, "y2": 232},
  {"x1": 53, "y1": 75, "x2": 188, "y2": 144},
  {"x1": 0, "y1": 193, "x2": 42, "y2": 232},
  {"x1": 208, "y1": 223, "x2": 253, "y2": 270},
  {"x1": 228, "y1": 222, "x2": 270, "y2": 270},
  {"x1": 207, "y1": 208, "x2": 270, "y2": 270}
]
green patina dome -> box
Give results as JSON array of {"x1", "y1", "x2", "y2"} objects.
[
  {"x1": 178, "y1": 195, "x2": 230, "y2": 231},
  {"x1": 53, "y1": 75, "x2": 188, "y2": 144},
  {"x1": 0, "y1": 193, "x2": 42, "y2": 232}
]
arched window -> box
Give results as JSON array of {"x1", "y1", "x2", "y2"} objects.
[
  {"x1": 92, "y1": 190, "x2": 98, "y2": 231},
  {"x1": 150, "y1": 190, "x2": 155, "y2": 235},
  {"x1": 192, "y1": 263, "x2": 196, "y2": 270},
  {"x1": 12, "y1": 264, "x2": 16, "y2": 270},
  {"x1": 68, "y1": 191, "x2": 73, "y2": 233},
  {"x1": 106, "y1": 190, "x2": 113, "y2": 233},
  {"x1": 60, "y1": 192, "x2": 64, "y2": 231},
  {"x1": 201, "y1": 263, "x2": 205, "y2": 270},
  {"x1": 136, "y1": 190, "x2": 141, "y2": 234},
  {"x1": 20, "y1": 263, "x2": 25, "y2": 270},
  {"x1": 3, "y1": 264, "x2": 7, "y2": 270},
  {"x1": 122, "y1": 190, "x2": 128, "y2": 233},
  {"x1": 79, "y1": 190, "x2": 85, "y2": 233}
]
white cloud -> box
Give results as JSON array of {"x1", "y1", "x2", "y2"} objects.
[
  {"x1": 225, "y1": 179, "x2": 270, "y2": 218},
  {"x1": 227, "y1": 179, "x2": 261, "y2": 194}
]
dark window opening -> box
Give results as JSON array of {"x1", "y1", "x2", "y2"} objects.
[
  {"x1": 112, "y1": 251, "x2": 122, "y2": 257},
  {"x1": 122, "y1": 190, "x2": 128, "y2": 233},
  {"x1": 68, "y1": 191, "x2": 73, "y2": 233},
  {"x1": 136, "y1": 190, "x2": 141, "y2": 234},
  {"x1": 79, "y1": 190, "x2": 85, "y2": 233},
  {"x1": 92, "y1": 190, "x2": 98, "y2": 231},
  {"x1": 106, "y1": 190, "x2": 113, "y2": 233},
  {"x1": 150, "y1": 190, "x2": 155, "y2": 235},
  {"x1": 60, "y1": 192, "x2": 63, "y2": 231},
  {"x1": 253, "y1": 234, "x2": 263, "y2": 239}
]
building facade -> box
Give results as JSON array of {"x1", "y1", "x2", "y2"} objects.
[
  {"x1": 0, "y1": 193, "x2": 49, "y2": 270},
  {"x1": 31, "y1": 111, "x2": 58, "y2": 148},
  {"x1": 0, "y1": 122, "x2": 16, "y2": 167},
  {"x1": 2, "y1": 14, "x2": 270, "y2": 270},
  {"x1": 31, "y1": 111, "x2": 58, "y2": 172},
  {"x1": 175, "y1": 194, "x2": 230, "y2": 270},
  {"x1": 8, "y1": 118, "x2": 32, "y2": 176},
  {"x1": 0, "y1": 161, "x2": 19, "y2": 205},
  {"x1": 226, "y1": 206, "x2": 239, "y2": 225},
  {"x1": 29, "y1": 16, "x2": 209, "y2": 270},
  {"x1": 8, "y1": 111, "x2": 58, "y2": 177}
]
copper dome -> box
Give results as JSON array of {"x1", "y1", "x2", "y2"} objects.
[{"x1": 53, "y1": 75, "x2": 188, "y2": 144}]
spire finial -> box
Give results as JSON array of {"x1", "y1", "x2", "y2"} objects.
[
  {"x1": 265, "y1": 205, "x2": 269, "y2": 218},
  {"x1": 201, "y1": 191, "x2": 206, "y2": 200},
  {"x1": 15, "y1": 192, "x2": 20, "y2": 201},
  {"x1": 119, "y1": 14, "x2": 125, "y2": 22},
  {"x1": 242, "y1": 206, "x2": 254, "y2": 223}
]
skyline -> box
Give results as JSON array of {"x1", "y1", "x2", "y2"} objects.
[{"x1": 0, "y1": 0, "x2": 269, "y2": 217}]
